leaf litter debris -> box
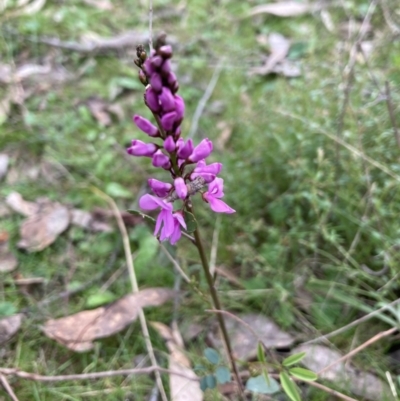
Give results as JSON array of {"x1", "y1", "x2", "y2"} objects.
[
  {"x1": 43, "y1": 288, "x2": 176, "y2": 352},
  {"x1": 0, "y1": 314, "x2": 24, "y2": 345},
  {"x1": 152, "y1": 322, "x2": 202, "y2": 401},
  {"x1": 0, "y1": 230, "x2": 18, "y2": 273},
  {"x1": 6, "y1": 192, "x2": 115, "y2": 252}
]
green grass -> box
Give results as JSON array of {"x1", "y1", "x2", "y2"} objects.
[{"x1": 1, "y1": 0, "x2": 400, "y2": 399}]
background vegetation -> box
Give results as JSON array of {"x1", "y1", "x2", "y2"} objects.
[{"x1": 1, "y1": 0, "x2": 400, "y2": 400}]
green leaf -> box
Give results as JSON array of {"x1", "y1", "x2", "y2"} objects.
[
  {"x1": 257, "y1": 341, "x2": 266, "y2": 363},
  {"x1": 289, "y1": 367, "x2": 318, "y2": 382},
  {"x1": 283, "y1": 352, "x2": 306, "y2": 367},
  {"x1": 280, "y1": 371, "x2": 301, "y2": 401},
  {"x1": 200, "y1": 376, "x2": 208, "y2": 391},
  {"x1": 246, "y1": 375, "x2": 280, "y2": 394},
  {"x1": 0, "y1": 302, "x2": 17, "y2": 317},
  {"x1": 205, "y1": 374, "x2": 217, "y2": 389},
  {"x1": 86, "y1": 291, "x2": 116, "y2": 308},
  {"x1": 105, "y1": 182, "x2": 131, "y2": 198},
  {"x1": 215, "y1": 366, "x2": 231, "y2": 384},
  {"x1": 183, "y1": 210, "x2": 197, "y2": 233},
  {"x1": 204, "y1": 347, "x2": 219, "y2": 365}
]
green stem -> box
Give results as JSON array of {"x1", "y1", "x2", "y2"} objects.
[{"x1": 187, "y1": 205, "x2": 244, "y2": 397}]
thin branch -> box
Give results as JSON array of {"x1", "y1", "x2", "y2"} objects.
[
  {"x1": 188, "y1": 59, "x2": 224, "y2": 139},
  {"x1": 0, "y1": 374, "x2": 20, "y2": 401},
  {"x1": 210, "y1": 215, "x2": 221, "y2": 277},
  {"x1": 92, "y1": 187, "x2": 168, "y2": 401},
  {"x1": 148, "y1": 0, "x2": 153, "y2": 52},
  {"x1": 385, "y1": 80, "x2": 400, "y2": 148},
  {"x1": 318, "y1": 327, "x2": 397, "y2": 375},
  {"x1": 0, "y1": 366, "x2": 197, "y2": 383},
  {"x1": 159, "y1": 243, "x2": 191, "y2": 284}
]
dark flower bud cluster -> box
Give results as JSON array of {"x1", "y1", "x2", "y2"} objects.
[{"x1": 127, "y1": 40, "x2": 234, "y2": 245}]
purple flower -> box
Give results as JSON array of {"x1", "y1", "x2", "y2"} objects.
[
  {"x1": 133, "y1": 115, "x2": 159, "y2": 137},
  {"x1": 203, "y1": 178, "x2": 235, "y2": 214},
  {"x1": 189, "y1": 138, "x2": 213, "y2": 163},
  {"x1": 174, "y1": 177, "x2": 187, "y2": 199},
  {"x1": 127, "y1": 140, "x2": 157, "y2": 157},
  {"x1": 152, "y1": 150, "x2": 171, "y2": 169},
  {"x1": 170, "y1": 212, "x2": 187, "y2": 245},
  {"x1": 164, "y1": 135, "x2": 176, "y2": 153},
  {"x1": 148, "y1": 178, "x2": 172, "y2": 197},
  {"x1": 176, "y1": 138, "x2": 194, "y2": 159},
  {"x1": 139, "y1": 194, "x2": 175, "y2": 240},
  {"x1": 159, "y1": 45, "x2": 173, "y2": 59}
]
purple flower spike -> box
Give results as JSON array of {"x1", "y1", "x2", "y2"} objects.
[
  {"x1": 203, "y1": 178, "x2": 235, "y2": 214},
  {"x1": 127, "y1": 140, "x2": 157, "y2": 157},
  {"x1": 152, "y1": 150, "x2": 171, "y2": 169},
  {"x1": 174, "y1": 95, "x2": 185, "y2": 121},
  {"x1": 164, "y1": 135, "x2": 176, "y2": 153},
  {"x1": 170, "y1": 212, "x2": 187, "y2": 245},
  {"x1": 159, "y1": 88, "x2": 175, "y2": 112},
  {"x1": 167, "y1": 72, "x2": 178, "y2": 90},
  {"x1": 133, "y1": 115, "x2": 159, "y2": 137},
  {"x1": 189, "y1": 138, "x2": 213, "y2": 163},
  {"x1": 145, "y1": 87, "x2": 160, "y2": 112},
  {"x1": 177, "y1": 138, "x2": 194, "y2": 159},
  {"x1": 174, "y1": 177, "x2": 187, "y2": 199},
  {"x1": 161, "y1": 112, "x2": 177, "y2": 131},
  {"x1": 150, "y1": 73, "x2": 162, "y2": 93},
  {"x1": 148, "y1": 178, "x2": 172, "y2": 197}
]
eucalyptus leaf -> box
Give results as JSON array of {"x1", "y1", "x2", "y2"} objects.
[
  {"x1": 280, "y1": 371, "x2": 301, "y2": 401},
  {"x1": 289, "y1": 367, "x2": 318, "y2": 381},
  {"x1": 204, "y1": 347, "x2": 219, "y2": 365},
  {"x1": 246, "y1": 374, "x2": 280, "y2": 394},
  {"x1": 205, "y1": 374, "x2": 217, "y2": 389},
  {"x1": 200, "y1": 376, "x2": 208, "y2": 391},
  {"x1": 283, "y1": 352, "x2": 306, "y2": 367},
  {"x1": 215, "y1": 366, "x2": 231, "y2": 384}
]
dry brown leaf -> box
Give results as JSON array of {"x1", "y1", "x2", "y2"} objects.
[
  {"x1": 70, "y1": 209, "x2": 113, "y2": 233},
  {"x1": 248, "y1": 2, "x2": 312, "y2": 18},
  {"x1": 215, "y1": 121, "x2": 233, "y2": 151},
  {"x1": 251, "y1": 33, "x2": 291, "y2": 76},
  {"x1": 6, "y1": 192, "x2": 39, "y2": 216},
  {"x1": 43, "y1": 288, "x2": 175, "y2": 351},
  {"x1": 18, "y1": 201, "x2": 70, "y2": 252},
  {"x1": 0, "y1": 314, "x2": 23, "y2": 345},
  {"x1": 86, "y1": 97, "x2": 112, "y2": 126},
  {"x1": 294, "y1": 344, "x2": 390, "y2": 400},
  {"x1": 83, "y1": 0, "x2": 113, "y2": 10},
  {"x1": 152, "y1": 322, "x2": 202, "y2": 401},
  {"x1": 210, "y1": 313, "x2": 294, "y2": 361},
  {"x1": 0, "y1": 154, "x2": 9, "y2": 180},
  {"x1": 0, "y1": 231, "x2": 18, "y2": 273}
]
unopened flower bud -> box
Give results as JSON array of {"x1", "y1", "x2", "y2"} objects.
[
  {"x1": 164, "y1": 135, "x2": 176, "y2": 152},
  {"x1": 189, "y1": 138, "x2": 213, "y2": 162},
  {"x1": 174, "y1": 95, "x2": 185, "y2": 121},
  {"x1": 174, "y1": 177, "x2": 187, "y2": 199},
  {"x1": 159, "y1": 45, "x2": 173, "y2": 59},
  {"x1": 152, "y1": 150, "x2": 171, "y2": 169},
  {"x1": 145, "y1": 87, "x2": 160, "y2": 112},
  {"x1": 138, "y1": 70, "x2": 148, "y2": 86},
  {"x1": 133, "y1": 115, "x2": 159, "y2": 137},
  {"x1": 161, "y1": 111, "x2": 177, "y2": 131},
  {"x1": 177, "y1": 138, "x2": 193, "y2": 159},
  {"x1": 127, "y1": 140, "x2": 157, "y2": 157},
  {"x1": 159, "y1": 87, "x2": 175, "y2": 112},
  {"x1": 150, "y1": 73, "x2": 163, "y2": 93},
  {"x1": 148, "y1": 178, "x2": 172, "y2": 197}
]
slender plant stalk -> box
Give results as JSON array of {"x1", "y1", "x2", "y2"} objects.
[{"x1": 187, "y1": 205, "x2": 244, "y2": 396}]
